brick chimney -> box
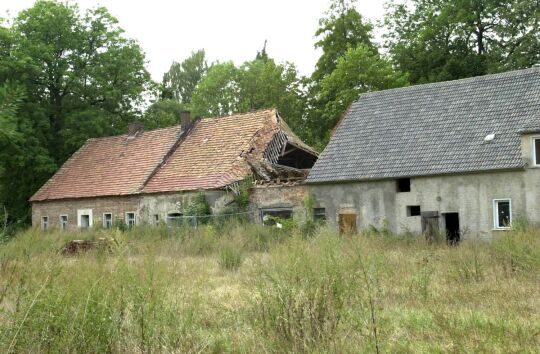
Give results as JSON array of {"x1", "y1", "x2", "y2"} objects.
[
  {"x1": 180, "y1": 111, "x2": 191, "y2": 131},
  {"x1": 128, "y1": 122, "x2": 144, "y2": 136}
]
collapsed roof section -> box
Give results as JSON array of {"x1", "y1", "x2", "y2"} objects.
[
  {"x1": 143, "y1": 109, "x2": 318, "y2": 193},
  {"x1": 31, "y1": 108, "x2": 318, "y2": 202}
]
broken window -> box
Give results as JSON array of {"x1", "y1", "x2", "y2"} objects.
[
  {"x1": 125, "y1": 212, "x2": 136, "y2": 228},
  {"x1": 397, "y1": 178, "x2": 411, "y2": 192},
  {"x1": 407, "y1": 205, "x2": 421, "y2": 216},
  {"x1": 60, "y1": 215, "x2": 68, "y2": 231},
  {"x1": 493, "y1": 199, "x2": 511, "y2": 229},
  {"x1": 261, "y1": 208, "x2": 293, "y2": 226},
  {"x1": 41, "y1": 216, "x2": 49, "y2": 231},
  {"x1": 103, "y1": 213, "x2": 113, "y2": 229},
  {"x1": 314, "y1": 207, "x2": 326, "y2": 221},
  {"x1": 534, "y1": 138, "x2": 540, "y2": 166}
]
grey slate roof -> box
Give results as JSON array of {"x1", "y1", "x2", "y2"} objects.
[{"x1": 306, "y1": 67, "x2": 540, "y2": 184}]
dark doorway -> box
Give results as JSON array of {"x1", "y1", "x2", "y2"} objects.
[
  {"x1": 421, "y1": 211, "x2": 439, "y2": 242},
  {"x1": 444, "y1": 213, "x2": 460, "y2": 245}
]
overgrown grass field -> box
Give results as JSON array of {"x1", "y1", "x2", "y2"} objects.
[{"x1": 0, "y1": 223, "x2": 538, "y2": 353}]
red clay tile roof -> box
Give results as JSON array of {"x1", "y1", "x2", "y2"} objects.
[
  {"x1": 142, "y1": 109, "x2": 280, "y2": 193},
  {"x1": 30, "y1": 126, "x2": 182, "y2": 201},
  {"x1": 31, "y1": 109, "x2": 309, "y2": 201}
]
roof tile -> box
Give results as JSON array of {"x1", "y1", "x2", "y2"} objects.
[{"x1": 307, "y1": 67, "x2": 540, "y2": 183}]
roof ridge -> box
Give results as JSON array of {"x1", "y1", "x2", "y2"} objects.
[
  {"x1": 86, "y1": 125, "x2": 182, "y2": 142},
  {"x1": 199, "y1": 108, "x2": 276, "y2": 121},
  {"x1": 359, "y1": 67, "x2": 540, "y2": 99}
]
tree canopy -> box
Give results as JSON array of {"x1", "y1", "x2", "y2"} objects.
[
  {"x1": 0, "y1": 0, "x2": 151, "y2": 223},
  {"x1": 384, "y1": 0, "x2": 540, "y2": 84},
  {"x1": 162, "y1": 49, "x2": 207, "y2": 103}
]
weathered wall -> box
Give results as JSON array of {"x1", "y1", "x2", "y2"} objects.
[
  {"x1": 32, "y1": 195, "x2": 141, "y2": 230},
  {"x1": 31, "y1": 189, "x2": 233, "y2": 229},
  {"x1": 310, "y1": 168, "x2": 540, "y2": 239},
  {"x1": 249, "y1": 185, "x2": 308, "y2": 222},
  {"x1": 139, "y1": 190, "x2": 233, "y2": 223}
]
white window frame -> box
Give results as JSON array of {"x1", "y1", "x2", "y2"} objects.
[
  {"x1": 59, "y1": 215, "x2": 68, "y2": 231},
  {"x1": 103, "y1": 213, "x2": 113, "y2": 229},
  {"x1": 531, "y1": 136, "x2": 540, "y2": 167},
  {"x1": 125, "y1": 212, "x2": 136, "y2": 227},
  {"x1": 77, "y1": 209, "x2": 93, "y2": 229},
  {"x1": 493, "y1": 199, "x2": 512, "y2": 230},
  {"x1": 41, "y1": 216, "x2": 49, "y2": 231}
]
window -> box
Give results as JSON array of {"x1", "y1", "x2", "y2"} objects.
[
  {"x1": 313, "y1": 207, "x2": 326, "y2": 221},
  {"x1": 407, "y1": 205, "x2": 421, "y2": 216},
  {"x1": 493, "y1": 199, "x2": 512, "y2": 229},
  {"x1": 103, "y1": 213, "x2": 113, "y2": 229},
  {"x1": 77, "y1": 209, "x2": 93, "y2": 229},
  {"x1": 125, "y1": 212, "x2": 136, "y2": 227},
  {"x1": 261, "y1": 208, "x2": 293, "y2": 226},
  {"x1": 533, "y1": 137, "x2": 540, "y2": 166},
  {"x1": 397, "y1": 178, "x2": 411, "y2": 192},
  {"x1": 41, "y1": 216, "x2": 49, "y2": 231},
  {"x1": 154, "y1": 214, "x2": 160, "y2": 224},
  {"x1": 59, "y1": 215, "x2": 68, "y2": 231}
]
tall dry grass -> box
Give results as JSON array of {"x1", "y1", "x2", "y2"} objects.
[{"x1": 0, "y1": 222, "x2": 538, "y2": 353}]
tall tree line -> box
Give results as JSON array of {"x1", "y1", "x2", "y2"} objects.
[
  {"x1": 0, "y1": 1, "x2": 151, "y2": 225},
  {"x1": 1, "y1": 0, "x2": 538, "y2": 226}
]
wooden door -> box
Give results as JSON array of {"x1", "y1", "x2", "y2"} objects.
[
  {"x1": 421, "y1": 211, "x2": 439, "y2": 242},
  {"x1": 339, "y1": 213, "x2": 357, "y2": 234}
]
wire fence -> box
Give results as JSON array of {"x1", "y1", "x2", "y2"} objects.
[{"x1": 165, "y1": 210, "x2": 258, "y2": 228}]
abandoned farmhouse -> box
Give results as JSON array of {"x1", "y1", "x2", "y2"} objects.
[
  {"x1": 32, "y1": 67, "x2": 540, "y2": 240},
  {"x1": 30, "y1": 109, "x2": 318, "y2": 230}
]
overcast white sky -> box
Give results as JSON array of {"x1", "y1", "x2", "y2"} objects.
[{"x1": 1, "y1": 0, "x2": 387, "y2": 81}]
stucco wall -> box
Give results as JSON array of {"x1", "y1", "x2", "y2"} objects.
[{"x1": 310, "y1": 168, "x2": 540, "y2": 239}]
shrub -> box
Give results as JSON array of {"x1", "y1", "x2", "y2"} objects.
[{"x1": 184, "y1": 191, "x2": 211, "y2": 223}]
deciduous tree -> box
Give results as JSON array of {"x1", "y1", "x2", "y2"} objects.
[
  {"x1": 0, "y1": 1, "x2": 151, "y2": 222},
  {"x1": 384, "y1": 0, "x2": 540, "y2": 84},
  {"x1": 162, "y1": 49, "x2": 207, "y2": 103}
]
